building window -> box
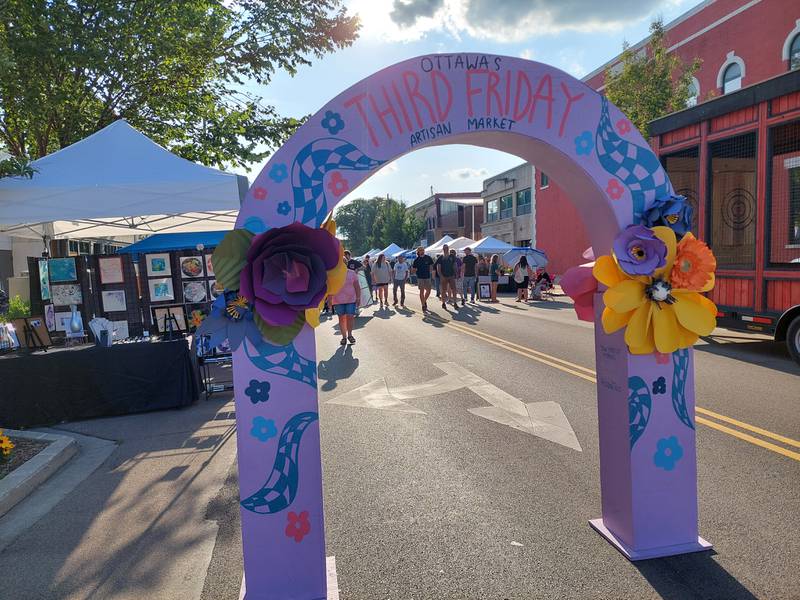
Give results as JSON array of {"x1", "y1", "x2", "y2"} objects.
[
  {"x1": 457, "y1": 205, "x2": 464, "y2": 227},
  {"x1": 516, "y1": 239, "x2": 531, "y2": 248},
  {"x1": 708, "y1": 133, "x2": 756, "y2": 268},
  {"x1": 790, "y1": 35, "x2": 800, "y2": 71},
  {"x1": 499, "y1": 194, "x2": 513, "y2": 220},
  {"x1": 722, "y1": 63, "x2": 742, "y2": 94},
  {"x1": 540, "y1": 172, "x2": 549, "y2": 189},
  {"x1": 440, "y1": 200, "x2": 458, "y2": 216},
  {"x1": 686, "y1": 78, "x2": 699, "y2": 108},
  {"x1": 516, "y1": 188, "x2": 532, "y2": 215},
  {"x1": 767, "y1": 121, "x2": 800, "y2": 265},
  {"x1": 487, "y1": 199, "x2": 499, "y2": 222}
]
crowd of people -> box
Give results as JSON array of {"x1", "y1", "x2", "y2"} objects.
[{"x1": 325, "y1": 245, "x2": 553, "y2": 345}]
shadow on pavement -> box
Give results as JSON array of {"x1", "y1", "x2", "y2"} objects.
[
  {"x1": 318, "y1": 345, "x2": 359, "y2": 392},
  {"x1": 695, "y1": 337, "x2": 798, "y2": 375},
  {"x1": 635, "y1": 551, "x2": 759, "y2": 599}
]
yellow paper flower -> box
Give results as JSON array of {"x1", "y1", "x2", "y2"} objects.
[
  {"x1": 305, "y1": 217, "x2": 346, "y2": 328},
  {"x1": 594, "y1": 226, "x2": 718, "y2": 354}
]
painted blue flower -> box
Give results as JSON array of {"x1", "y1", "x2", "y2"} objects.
[
  {"x1": 269, "y1": 163, "x2": 288, "y2": 183},
  {"x1": 245, "y1": 379, "x2": 271, "y2": 404},
  {"x1": 196, "y1": 290, "x2": 263, "y2": 352},
  {"x1": 574, "y1": 131, "x2": 594, "y2": 156},
  {"x1": 321, "y1": 110, "x2": 345, "y2": 135},
  {"x1": 643, "y1": 194, "x2": 693, "y2": 238},
  {"x1": 277, "y1": 201, "x2": 291, "y2": 216},
  {"x1": 243, "y1": 216, "x2": 267, "y2": 234},
  {"x1": 653, "y1": 436, "x2": 684, "y2": 471},
  {"x1": 652, "y1": 376, "x2": 666, "y2": 395},
  {"x1": 250, "y1": 416, "x2": 277, "y2": 442}
]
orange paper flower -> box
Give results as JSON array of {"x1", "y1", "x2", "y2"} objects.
[{"x1": 670, "y1": 233, "x2": 716, "y2": 291}]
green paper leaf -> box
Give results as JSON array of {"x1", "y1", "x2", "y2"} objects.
[
  {"x1": 213, "y1": 229, "x2": 254, "y2": 291},
  {"x1": 254, "y1": 311, "x2": 306, "y2": 346}
]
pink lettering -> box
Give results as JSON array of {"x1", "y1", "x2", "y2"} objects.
[
  {"x1": 344, "y1": 93, "x2": 379, "y2": 147},
  {"x1": 529, "y1": 74, "x2": 553, "y2": 128},
  {"x1": 559, "y1": 82, "x2": 585, "y2": 137},
  {"x1": 430, "y1": 70, "x2": 453, "y2": 121},
  {"x1": 402, "y1": 71, "x2": 436, "y2": 128},
  {"x1": 369, "y1": 85, "x2": 403, "y2": 138}
]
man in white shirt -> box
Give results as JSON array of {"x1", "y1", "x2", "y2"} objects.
[{"x1": 392, "y1": 255, "x2": 410, "y2": 308}]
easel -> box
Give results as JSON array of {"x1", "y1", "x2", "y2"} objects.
[{"x1": 161, "y1": 307, "x2": 182, "y2": 340}]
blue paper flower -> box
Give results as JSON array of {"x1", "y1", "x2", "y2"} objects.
[
  {"x1": 250, "y1": 416, "x2": 277, "y2": 442},
  {"x1": 653, "y1": 436, "x2": 683, "y2": 471},
  {"x1": 277, "y1": 201, "x2": 291, "y2": 216},
  {"x1": 652, "y1": 376, "x2": 666, "y2": 395},
  {"x1": 243, "y1": 216, "x2": 267, "y2": 234},
  {"x1": 321, "y1": 110, "x2": 345, "y2": 135},
  {"x1": 245, "y1": 379, "x2": 271, "y2": 404},
  {"x1": 196, "y1": 290, "x2": 263, "y2": 352},
  {"x1": 643, "y1": 194, "x2": 693, "y2": 238},
  {"x1": 269, "y1": 163, "x2": 288, "y2": 183},
  {"x1": 574, "y1": 131, "x2": 594, "y2": 156}
]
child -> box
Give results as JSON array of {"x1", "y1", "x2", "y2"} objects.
[{"x1": 329, "y1": 263, "x2": 362, "y2": 345}]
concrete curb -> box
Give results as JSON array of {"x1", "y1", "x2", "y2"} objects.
[{"x1": 0, "y1": 429, "x2": 77, "y2": 519}]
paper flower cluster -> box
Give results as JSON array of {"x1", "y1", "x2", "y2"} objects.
[
  {"x1": 198, "y1": 220, "x2": 345, "y2": 346},
  {"x1": 594, "y1": 225, "x2": 717, "y2": 354}
]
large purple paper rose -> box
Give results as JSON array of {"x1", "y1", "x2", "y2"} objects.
[
  {"x1": 240, "y1": 223, "x2": 341, "y2": 326},
  {"x1": 613, "y1": 225, "x2": 667, "y2": 276}
]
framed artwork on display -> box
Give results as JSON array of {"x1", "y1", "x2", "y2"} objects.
[
  {"x1": 478, "y1": 283, "x2": 491, "y2": 300},
  {"x1": 148, "y1": 278, "x2": 174, "y2": 302},
  {"x1": 205, "y1": 253, "x2": 215, "y2": 277},
  {"x1": 39, "y1": 260, "x2": 51, "y2": 300},
  {"x1": 51, "y1": 284, "x2": 83, "y2": 306},
  {"x1": 182, "y1": 280, "x2": 207, "y2": 303},
  {"x1": 145, "y1": 253, "x2": 171, "y2": 277},
  {"x1": 208, "y1": 279, "x2": 222, "y2": 300},
  {"x1": 111, "y1": 320, "x2": 129, "y2": 340},
  {"x1": 98, "y1": 256, "x2": 125, "y2": 284},
  {"x1": 54, "y1": 311, "x2": 71, "y2": 331},
  {"x1": 49, "y1": 257, "x2": 78, "y2": 282},
  {"x1": 152, "y1": 306, "x2": 187, "y2": 332},
  {"x1": 44, "y1": 303, "x2": 56, "y2": 331},
  {"x1": 101, "y1": 290, "x2": 127, "y2": 312},
  {"x1": 179, "y1": 256, "x2": 204, "y2": 278}
]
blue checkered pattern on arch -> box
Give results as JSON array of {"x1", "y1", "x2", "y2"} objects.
[
  {"x1": 292, "y1": 137, "x2": 385, "y2": 227},
  {"x1": 595, "y1": 97, "x2": 671, "y2": 223}
]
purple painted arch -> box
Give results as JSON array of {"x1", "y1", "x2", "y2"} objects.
[{"x1": 239, "y1": 54, "x2": 673, "y2": 254}]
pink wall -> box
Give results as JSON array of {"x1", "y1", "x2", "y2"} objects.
[{"x1": 535, "y1": 176, "x2": 591, "y2": 276}]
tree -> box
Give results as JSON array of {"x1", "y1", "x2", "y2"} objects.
[
  {"x1": 334, "y1": 198, "x2": 382, "y2": 255},
  {"x1": 0, "y1": 1, "x2": 359, "y2": 168},
  {"x1": 335, "y1": 196, "x2": 425, "y2": 255},
  {"x1": 604, "y1": 19, "x2": 700, "y2": 139}
]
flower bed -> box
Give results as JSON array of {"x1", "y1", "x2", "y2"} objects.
[{"x1": 0, "y1": 436, "x2": 49, "y2": 480}]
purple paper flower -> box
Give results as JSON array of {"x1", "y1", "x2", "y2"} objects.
[
  {"x1": 643, "y1": 194, "x2": 693, "y2": 238},
  {"x1": 613, "y1": 225, "x2": 667, "y2": 276},
  {"x1": 239, "y1": 223, "x2": 341, "y2": 326},
  {"x1": 196, "y1": 290, "x2": 263, "y2": 351}
]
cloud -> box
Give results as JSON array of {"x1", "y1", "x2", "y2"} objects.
[
  {"x1": 374, "y1": 162, "x2": 399, "y2": 177},
  {"x1": 384, "y1": 0, "x2": 669, "y2": 42},
  {"x1": 447, "y1": 167, "x2": 488, "y2": 180},
  {"x1": 519, "y1": 49, "x2": 535, "y2": 60}
]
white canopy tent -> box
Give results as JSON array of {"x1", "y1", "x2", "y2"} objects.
[
  {"x1": 0, "y1": 120, "x2": 246, "y2": 239},
  {"x1": 424, "y1": 235, "x2": 454, "y2": 256},
  {"x1": 447, "y1": 236, "x2": 475, "y2": 253},
  {"x1": 378, "y1": 243, "x2": 404, "y2": 258},
  {"x1": 466, "y1": 236, "x2": 514, "y2": 254}
]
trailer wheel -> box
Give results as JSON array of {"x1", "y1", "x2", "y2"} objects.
[{"x1": 787, "y1": 315, "x2": 800, "y2": 365}]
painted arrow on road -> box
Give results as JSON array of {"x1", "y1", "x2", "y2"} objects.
[{"x1": 326, "y1": 362, "x2": 581, "y2": 451}]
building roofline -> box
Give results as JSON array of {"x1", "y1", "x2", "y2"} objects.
[
  {"x1": 649, "y1": 68, "x2": 800, "y2": 135},
  {"x1": 407, "y1": 190, "x2": 481, "y2": 210},
  {"x1": 482, "y1": 161, "x2": 531, "y2": 185}
]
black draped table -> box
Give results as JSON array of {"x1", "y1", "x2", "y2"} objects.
[{"x1": 0, "y1": 340, "x2": 200, "y2": 428}]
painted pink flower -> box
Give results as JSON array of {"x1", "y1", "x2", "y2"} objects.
[
  {"x1": 560, "y1": 263, "x2": 597, "y2": 322},
  {"x1": 252, "y1": 187, "x2": 267, "y2": 201},
  {"x1": 327, "y1": 172, "x2": 349, "y2": 197},
  {"x1": 654, "y1": 352, "x2": 670, "y2": 365},
  {"x1": 285, "y1": 510, "x2": 311, "y2": 542},
  {"x1": 606, "y1": 178, "x2": 624, "y2": 200},
  {"x1": 616, "y1": 119, "x2": 631, "y2": 135}
]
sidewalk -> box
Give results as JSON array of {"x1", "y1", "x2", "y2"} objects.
[{"x1": 0, "y1": 394, "x2": 237, "y2": 600}]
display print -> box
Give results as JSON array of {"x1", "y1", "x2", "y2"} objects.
[
  {"x1": 145, "y1": 253, "x2": 172, "y2": 277},
  {"x1": 98, "y1": 256, "x2": 125, "y2": 284},
  {"x1": 38, "y1": 260, "x2": 51, "y2": 300},
  {"x1": 205, "y1": 253, "x2": 215, "y2": 276},
  {"x1": 478, "y1": 283, "x2": 491, "y2": 300},
  {"x1": 101, "y1": 290, "x2": 127, "y2": 312},
  {"x1": 180, "y1": 255, "x2": 204, "y2": 278},
  {"x1": 152, "y1": 306, "x2": 187, "y2": 332},
  {"x1": 54, "y1": 311, "x2": 71, "y2": 332},
  {"x1": 51, "y1": 284, "x2": 83, "y2": 306},
  {"x1": 148, "y1": 278, "x2": 174, "y2": 302},
  {"x1": 48, "y1": 257, "x2": 77, "y2": 282},
  {"x1": 44, "y1": 303, "x2": 56, "y2": 331},
  {"x1": 208, "y1": 279, "x2": 222, "y2": 300},
  {"x1": 182, "y1": 280, "x2": 207, "y2": 303},
  {"x1": 110, "y1": 320, "x2": 129, "y2": 340}
]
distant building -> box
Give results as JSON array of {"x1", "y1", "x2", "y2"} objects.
[
  {"x1": 480, "y1": 163, "x2": 534, "y2": 247},
  {"x1": 408, "y1": 192, "x2": 483, "y2": 246}
]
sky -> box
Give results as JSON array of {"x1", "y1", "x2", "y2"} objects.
[{"x1": 237, "y1": 0, "x2": 700, "y2": 207}]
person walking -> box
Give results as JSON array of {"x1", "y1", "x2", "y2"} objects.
[
  {"x1": 372, "y1": 253, "x2": 391, "y2": 308},
  {"x1": 329, "y1": 259, "x2": 361, "y2": 345},
  {"x1": 362, "y1": 256, "x2": 374, "y2": 301},
  {"x1": 461, "y1": 246, "x2": 478, "y2": 304},
  {"x1": 344, "y1": 250, "x2": 362, "y2": 272},
  {"x1": 411, "y1": 246, "x2": 434, "y2": 312},
  {"x1": 450, "y1": 249, "x2": 465, "y2": 306},
  {"x1": 392, "y1": 255, "x2": 410, "y2": 307},
  {"x1": 489, "y1": 254, "x2": 500, "y2": 303},
  {"x1": 513, "y1": 256, "x2": 535, "y2": 302},
  {"x1": 436, "y1": 244, "x2": 457, "y2": 309}
]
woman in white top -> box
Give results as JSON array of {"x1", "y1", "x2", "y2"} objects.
[
  {"x1": 372, "y1": 253, "x2": 391, "y2": 308},
  {"x1": 513, "y1": 256, "x2": 535, "y2": 302}
]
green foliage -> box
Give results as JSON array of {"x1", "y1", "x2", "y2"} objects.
[
  {"x1": 0, "y1": 295, "x2": 31, "y2": 322},
  {"x1": 604, "y1": 19, "x2": 701, "y2": 139},
  {"x1": 0, "y1": 1, "x2": 359, "y2": 169},
  {"x1": 335, "y1": 197, "x2": 425, "y2": 255},
  {"x1": 0, "y1": 155, "x2": 35, "y2": 179}
]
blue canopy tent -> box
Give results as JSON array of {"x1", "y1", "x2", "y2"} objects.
[{"x1": 117, "y1": 231, "x2": 228, "y2": 258}]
